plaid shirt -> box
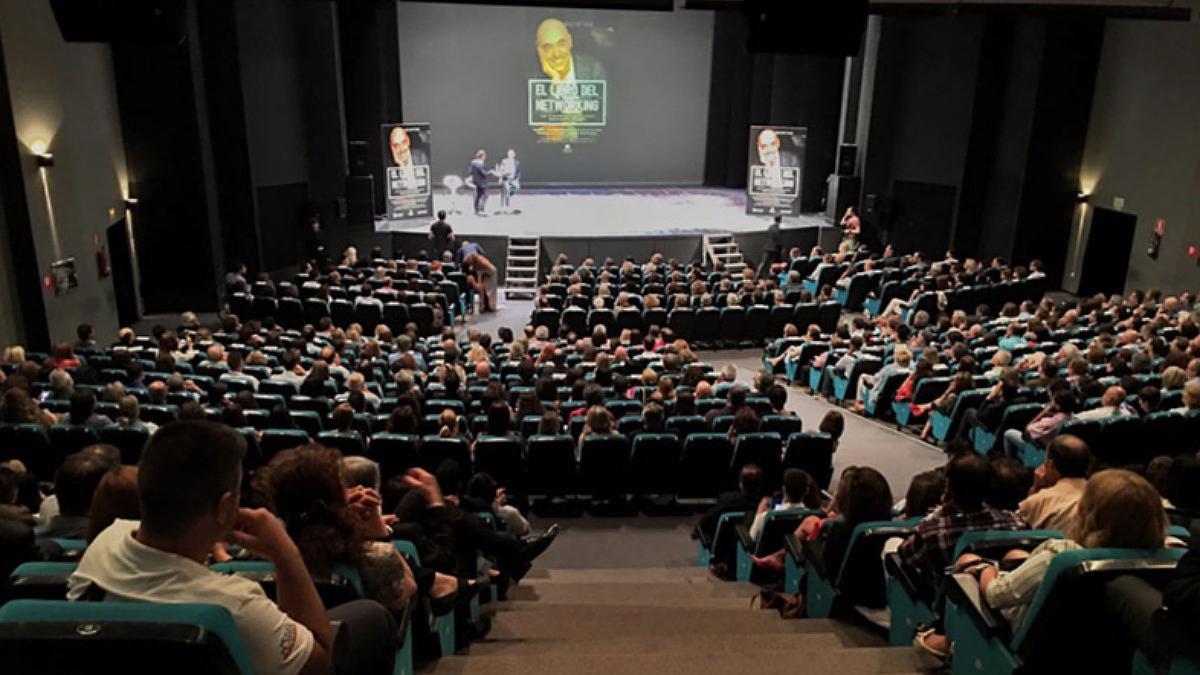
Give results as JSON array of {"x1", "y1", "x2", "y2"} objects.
[{"x1": 899, "y1": 503, "x2": 1026, "y2": 587}]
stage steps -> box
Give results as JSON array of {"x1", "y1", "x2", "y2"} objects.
[
  {"x1": 703, "y1": 233, "x2": 747, "y2": 275},
  {"x1": 504, "y1": 236, "x2": 539, "y2": 300}
]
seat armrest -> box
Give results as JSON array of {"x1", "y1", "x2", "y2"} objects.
[
  {"x1": 783, "y1": 533, "x2": 805, "y2": 564},
  {"x1": 800, "y1": 536, "x2": 828, "y2": 579},
  {"x1": 396, "y1": 597, "x2": 414, "y2": 648},
  {"x1": 884, "y1": 552, "x2": 922, "y2": 602},
  {"x1": 734, "y1": 522, "x2": 754, "y2": 551},
  {"x1": 946, "y1": 573, "x2": 1009, "y2": 640}
]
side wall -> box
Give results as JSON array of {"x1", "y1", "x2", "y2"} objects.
[
  {"x1": 1070, "y1": 5, "x2": 1200, "y2": 295},
  {"x1": 0, "y1": 0, "x2": 125, "y2": 344}
]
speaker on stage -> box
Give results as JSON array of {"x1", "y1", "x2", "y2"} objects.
[
  {"x1": 745, "y1": 0, "x2": 867, "y2": 56},
  {"x1": 348, "y1": 141, "x2": 370, "y2": 177},
  {"x1": 825, "y1": 176, "x2": 861, "y2": 221},
  {"x1": 836, "y1": 144, "x2": 858, "y2": 177},
  {"x1": 345, "y1": 175, "x2": 375, "y2": 228},
  {"x1": 50, "y1": 0, "x2": 185, "y2": 44}
]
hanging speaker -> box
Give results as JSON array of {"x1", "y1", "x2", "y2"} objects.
[
  {"x1": 345, "y1": 175, "x2": 375, "y2": 228},
  {"x1": 745, "y1": 0, "x2": 867, "y2": 56},
  {"x1": 837, "y1": 144, "x2": 858, "y2": 176}
]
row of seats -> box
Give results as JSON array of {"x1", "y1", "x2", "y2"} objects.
[{"x1": 530, "y1": 302, "x2": 842, "y2": 345}]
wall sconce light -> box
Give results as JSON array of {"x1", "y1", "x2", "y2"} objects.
[
  {"x1": 30, "y1": 137, "x2": 54, "y2": 167},
  {"x1": 124, "y1": 197, "x2": 140, "y2": 210},
  {"x1": 1075, "y1": 191, "x2": 1091, "y2": 204}
]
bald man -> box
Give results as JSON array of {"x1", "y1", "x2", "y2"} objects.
[{"x1": 534, "y1": 18, "x2": 606, "y2": 82}]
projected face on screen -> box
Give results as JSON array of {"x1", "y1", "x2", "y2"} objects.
[
  {"x1": 528, "y1": 18, "x2": 609, "y2": 146},
  {"x1": 536, "y1": 19, "x2": 574, "y2": 81},
  {"x1": 397, "y1": 2, "x2": 715, "y2": 183}
]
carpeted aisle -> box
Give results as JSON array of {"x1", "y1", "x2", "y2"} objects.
[{"x1": 425, "y1": 564, "x2": 932, "y2": 674}]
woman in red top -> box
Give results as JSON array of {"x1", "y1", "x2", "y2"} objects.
[{"x1": 43, "y1": 342, "x2": 81, "y2": 370}]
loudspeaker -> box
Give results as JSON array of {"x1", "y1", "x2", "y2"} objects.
[
  {"x1": 836, "y1": 144, "x2": 858, "y2": 176},
  {"x1": 345, "y1": 175, "x2": 375, "y2": 228},
  {"x1": 745, "y1": 0, "x2": 867, "y2": 56},
  {"x1": 348, "y1": 141, "x2": 370, "y2": 177},
  {"x1": 825, "y1": 176, "x2": 861, "y2": 222},
  {"x1": 50, "y1": 0, "x2": 186, "y2": 45}
]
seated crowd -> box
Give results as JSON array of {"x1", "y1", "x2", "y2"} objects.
[
  {"x1": 1, "y1": 238, "x2": 1198, "y2": 673},
  {"x1": 704, "y1": 258, "x2": 1200, "y2": 669}
]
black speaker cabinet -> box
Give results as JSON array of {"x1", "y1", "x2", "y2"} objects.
[
  {"x1": 837, "y1": 144, "x2": 858, "y2": 176},
  {"x1": 348, "y1": 141, "x2": 370, "y2": 177},
  {"x1": 345, "y1": 175, "x2": 375, "y2": 228}
]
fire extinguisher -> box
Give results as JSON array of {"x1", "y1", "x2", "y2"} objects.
[{"x1": 96, "y1": 245, "x2": 111, "y2": 279}]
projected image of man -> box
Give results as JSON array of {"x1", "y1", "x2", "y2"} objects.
[{"x1": 535, "y1": 18, "x2": 606, "y2": 82}]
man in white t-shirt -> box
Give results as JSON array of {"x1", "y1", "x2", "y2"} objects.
[{"x1": 68, "y1": 421, "x2": 332, "y2": 675}]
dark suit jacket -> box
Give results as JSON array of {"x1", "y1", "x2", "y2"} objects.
[
  {"x1": 571, "y1": 53, "x2": 606, "y2": 81},
  {"x1": 469, "y1": 159, "x2": 488, "y2": 189}
]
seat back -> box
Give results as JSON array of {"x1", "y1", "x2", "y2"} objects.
[
  {"x1": 629, "y1": 433, "x2": 681, "y2": 497},
  {"x1": 1145, "y1": 411, "x2": 1198, "y2": 457},
  {"x1": 578, "y1": 434, "x2": 630, "y2": 498},
  {"x1": 1096, "y1": 415, "x2": 1148, "y2": 468},
  {"x1": 525, "y1": 435, "x2": 577, "y2": 499},
  {"x1": 679, "y1": 433, "x2": 733, "y2": 498},
  {"x1": 99, "y1": 425, "x2": 151, "y2": 465},
  {"x1": 816, "y1": 301, "x2": 842, "y2": 333},
  {"x1": 0, "y1": 599, "x2": 255, "y2": 675},
  {"x1": 731, "y1": 432, "x2": 782, "y2": 490},
  {"x1": 316, "y1": 430, "x2": 365, "y2": 457},
  {"x1": 718, "y1": 307, "x2": 747, "y2": 345},
  {"x1": 834, "y1": 519, "x2": 920, "y2": 608},
  {"x1": 473, "y1": 436, "x2": 525, "y2": 493},
  {"x1": 420, "y1": 435, "x2": 472, "y2": 473},
  {"x1": 667, "y1": 308, "x2": 695, "y2": 340},
  {"x1": 0, "y1": 424, "x2": 53, "y2": 480},
  {"x1": 760, "y1": 414, "x2": 804, "y2": 438},
  {"x1": 5, "y1": 562, "x2": 77, "y2": 602},
  {"x1": 1012, "y1": 548, "x2": 1185, "y2": 666},
  {"x1": 754, "y1": 508, "x2": 822, "y2": 556},
  {"x1": 1056, "y1": 418, "x2": 1103, "y2": 454},
  {"x1": 782, "y1": 432, "x2": 835, "y2": 489},
  {"x1": 49, "y1": 425, "x2": 99, "y2": 460},
  {"x1": 665, "y1": 415, "x2": 707, "y2": 441},
  {"x1": 367, "y1": 433, "x2": 420, "y2": 481},
  {"x1": 692, "y1": 307, "x2": 720, "y2": 344},
  {"x1": 259, "y1": 429, "x2": 311, "y2": 463}
]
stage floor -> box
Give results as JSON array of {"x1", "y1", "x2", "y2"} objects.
[{"x1": 376, "y1": 188, "x2": 831, "y2": 237}]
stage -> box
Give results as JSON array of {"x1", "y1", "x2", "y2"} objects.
[{"x1": 375, "y1": 187, "x2": 832, "y2": 237}]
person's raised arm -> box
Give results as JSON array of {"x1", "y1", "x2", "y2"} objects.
[{"x1": 227, "y1": 508, "x2": 333, "y2": 675}]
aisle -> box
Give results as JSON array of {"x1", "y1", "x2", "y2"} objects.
[{"x1": 423, "y1": 564, "x2": 929, "y2": 674}]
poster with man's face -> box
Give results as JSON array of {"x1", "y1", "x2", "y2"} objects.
[
  {"x1": 528, "y1": 17, "x2": 608, "y2": 146},
  {"x1": 746, "y1": 125, "x2": 806, "y2": 216},
  {"x1": 382, "y1": 123, "x2": 433, "y2": 220}
]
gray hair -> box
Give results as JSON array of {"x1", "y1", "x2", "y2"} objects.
[{"x1": 341, "y1": 456, "x2": 381, "y2": 491}]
